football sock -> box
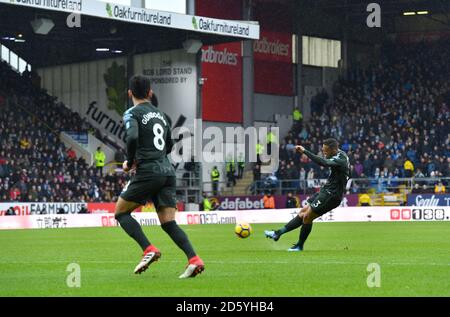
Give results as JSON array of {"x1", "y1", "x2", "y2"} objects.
[
  {"x1": 161, "y1": 220, "x2": 196, "y2": 259},
  {"x1": 115, "y1": 213, "x2": 151, "y2": 251},
  {"x1": 298, "y1": 223, "x2": 313, "y2": 248},
  {"x1": 276, "y1": 215, "x2": 303, "y2": 236}
]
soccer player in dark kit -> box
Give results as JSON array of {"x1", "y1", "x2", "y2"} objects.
[
  {"x1": 265, "y1": 138, "x2": 350, "y2": 251},
  {"x1": 114, "y1": 75, "x2": 204, "y2": 278}
]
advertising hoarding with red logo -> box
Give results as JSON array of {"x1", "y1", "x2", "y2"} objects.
[
  {"x1": 254, "y1": 31, "x2": 294, "y2": 96},
  {"x1": 0, "y1": 202, "x2": 87, "y2": 215},
  {"x1": 212, "y1": 194, "x2": 360, "y2": 210},
  {"x1": 390, "y1": 208, "x2": 448, "y2": 221},
  {"x1": 196, "y1": 0, "x2": 243, "y2": 123},
  {"x1": 2, "y1": 207, "x2": 448, "y2": 230},
  {"x1": 253, "y1": 31, "x2": 292, "y2": 63},
  {"x1": 201, "y1": 42, "x2": 243, "y2": 123}
]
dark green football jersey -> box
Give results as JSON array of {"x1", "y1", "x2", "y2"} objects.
[
  {"x1": 123, "y1": 102, "x2": 175, "y2": 177},
  {"x1": 303, "y1": 149, "x2": 350, "y2": 197}
]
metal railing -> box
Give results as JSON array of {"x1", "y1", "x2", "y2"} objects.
[
  {"x1": 175, "y1": 170, "x2": 202, "y2": 204},
  {"x1": 202, "y1": 181, "x2": 236, "y2": 197},
  {"x1": 249, "y1": 177, "x2": 450, "y2": 196},
  {"x1": 104, "y1": 163, "x2": 203, "y2": 203}
]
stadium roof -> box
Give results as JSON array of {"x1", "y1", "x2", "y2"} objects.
[
  {"x1": 0, "y1": 1, "x2": 259, "y2": 68},
  {"x1": 1, "y1": 0, "x2": 449, "y2": 68},
  {"x1": 306, "y1": 0, "x2": 450, "y2": 20}
]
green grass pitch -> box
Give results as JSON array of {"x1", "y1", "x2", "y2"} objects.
[{"x1": 0, "y1": 222, "x2": 449, "y2": 296}]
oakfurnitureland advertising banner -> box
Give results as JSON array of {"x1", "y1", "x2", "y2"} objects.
[{"x1": 1, "y1": 0, "x2": 259, "y2": 39}]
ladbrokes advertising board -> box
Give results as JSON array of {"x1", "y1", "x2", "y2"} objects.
[
  {"x1": 254, "y1": 31, "x2": 294, "y2": 96},
  {"x1": 201, "y1": 42, "x2": 243, "y2": 123}
]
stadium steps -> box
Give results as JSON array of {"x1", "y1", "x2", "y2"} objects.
[{"x1": 226, "y1": 170, "x2": 254, "y2": 196}]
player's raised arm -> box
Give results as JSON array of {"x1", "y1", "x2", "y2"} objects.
[
  {"x1": 295, "y1": 140, "x2": 345, "y2": 168},
  {"x1": 303, "y1": 148, "x2": 343, "y2": 167},
  {"x1": 123, "y1": 111, "x2": 139, "y2": 168}
]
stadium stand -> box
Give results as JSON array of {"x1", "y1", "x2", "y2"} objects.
[
  {"x1": 0, "y1": 60, "x2": 129, "y2": 203},
  {"x1": 1, "y1": 40, "x2": 449, "y2": 203},
  {"x1": 261, "y1": 41, "x2": 449, "y2": 195}
]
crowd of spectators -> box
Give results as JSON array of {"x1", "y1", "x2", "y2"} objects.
[
  {"x1": 1, "y1": 38, "x2": 450, "y2": 202},
  {"x1": 273, "y1": 40, "x2": 449, "y2": 194},
  {"x1": 0, "y1": 60, "x2": 129, "y2": 203}
]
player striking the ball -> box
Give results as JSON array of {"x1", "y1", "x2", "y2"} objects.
[
  {"x1": 114, "y1": 75, "x2": 204, "y2": 278},
  {"x1": 265, "y1": 138, "x2": 350, "y2": 251}
]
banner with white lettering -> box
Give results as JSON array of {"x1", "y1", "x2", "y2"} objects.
[
  {"x1": 0, "y1": 202, "x2": 87, "y2": 216},
  {"x1": 211, "y1": 194, "x2": 360, "y2": 210},
  {"x1": 1, "y1": 0, "x2": 259, "y2": 39},
  {"x1": 1, "y1": 207, "x2": 448, "y2": 230},
  {"x1": 196, "y1": 0, "x2": 243, "y2": 123},
  {"x1": 201, "y1": 42, "x2": 243, "y2": 123},
  {"x1": 407, "y1": 194, "x2": 450, "y2": 206},
  {"x1": 254, "y1": 31, "x2": 294, "y2": 96},
  {"x1": 137, "y1": 50, "x2": 197, "y2": 130},
  {"x1": 253, "y1": 31, "x2": 292, "y2": 63}
]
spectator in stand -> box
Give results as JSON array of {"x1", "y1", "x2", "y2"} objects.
[
  {"x1": 253, "y1": 164, "x2": 261, "y2": 182},
  {"x1": 225, "y1": 156, "x2": 236, "y2": 187},
  {"x1": 306, "y1": 169, "x2": 315, "y2": 189},
  {"x1": 237, "y1": 153, "x2": 245, "y2": 179},
  {"x1": 414, "y1": 168, "x2": 425, "y2": 178},
  {"x1": 263, "y1": 191, "x2": 275, "y2": 209},
  {"x1": 9, "y1": 187, "x2": 21, "y2": 201},
  {"x1": 201, "y1": 192, "x2": 212, "y2": 211},
  {"x1": 411, "y1": 183, "x2": 422, "y2": 194},
  {"x1": 94, "y1": 146, "x2": 106, "y2": 176},
  {"x1": 67, "y1": 147, "x2": 76, "y2": 160},
  {"x1": 434, "y1": 181, "x2": 446, "y2": 194},
  {"x1": 285, "y1": 192, "x2": 297, "y2": 208},
  {"x1": 299, "y1": 167, "x2": 306, "y2": 191},
  {"x1": 292, "y1": 107, "x2": 303, "y2": 131},
  {"x1": 404, "y1": 158, "x2": 414, "y2": 178},
  {"x1": 210, "y1": 166, "x2": 220, "y2": 196},
  {"x1": 359, "y1": 193, "x2": 371, "y2": 206}
]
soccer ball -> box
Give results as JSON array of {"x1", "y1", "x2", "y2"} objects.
[{"x1": 235, "y1": 223, "x2": 252, "y2": 239}]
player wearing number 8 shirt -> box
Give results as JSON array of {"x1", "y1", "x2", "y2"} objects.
[{"x1": 114, "y1": 75, "x2": 204, "y2": 278}]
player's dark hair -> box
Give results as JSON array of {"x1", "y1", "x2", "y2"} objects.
[
  {"x1": 151, "y1": 93, "x2": 158, "y2": 107},
  {"x1": 323, "y1": 138, "x2": 339, "y2": 150},
  {"x1": 129, "y1": 75, "x2": 151, "y2": 99}
]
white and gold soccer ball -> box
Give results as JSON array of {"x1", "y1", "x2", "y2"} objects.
[{"x1": 234, "y1": 223, "x2": 252, "y2": 239}]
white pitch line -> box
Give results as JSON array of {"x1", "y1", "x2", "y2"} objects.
[{"x1": 0, "y1": 260, "x2": 449, "y2": 266}]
